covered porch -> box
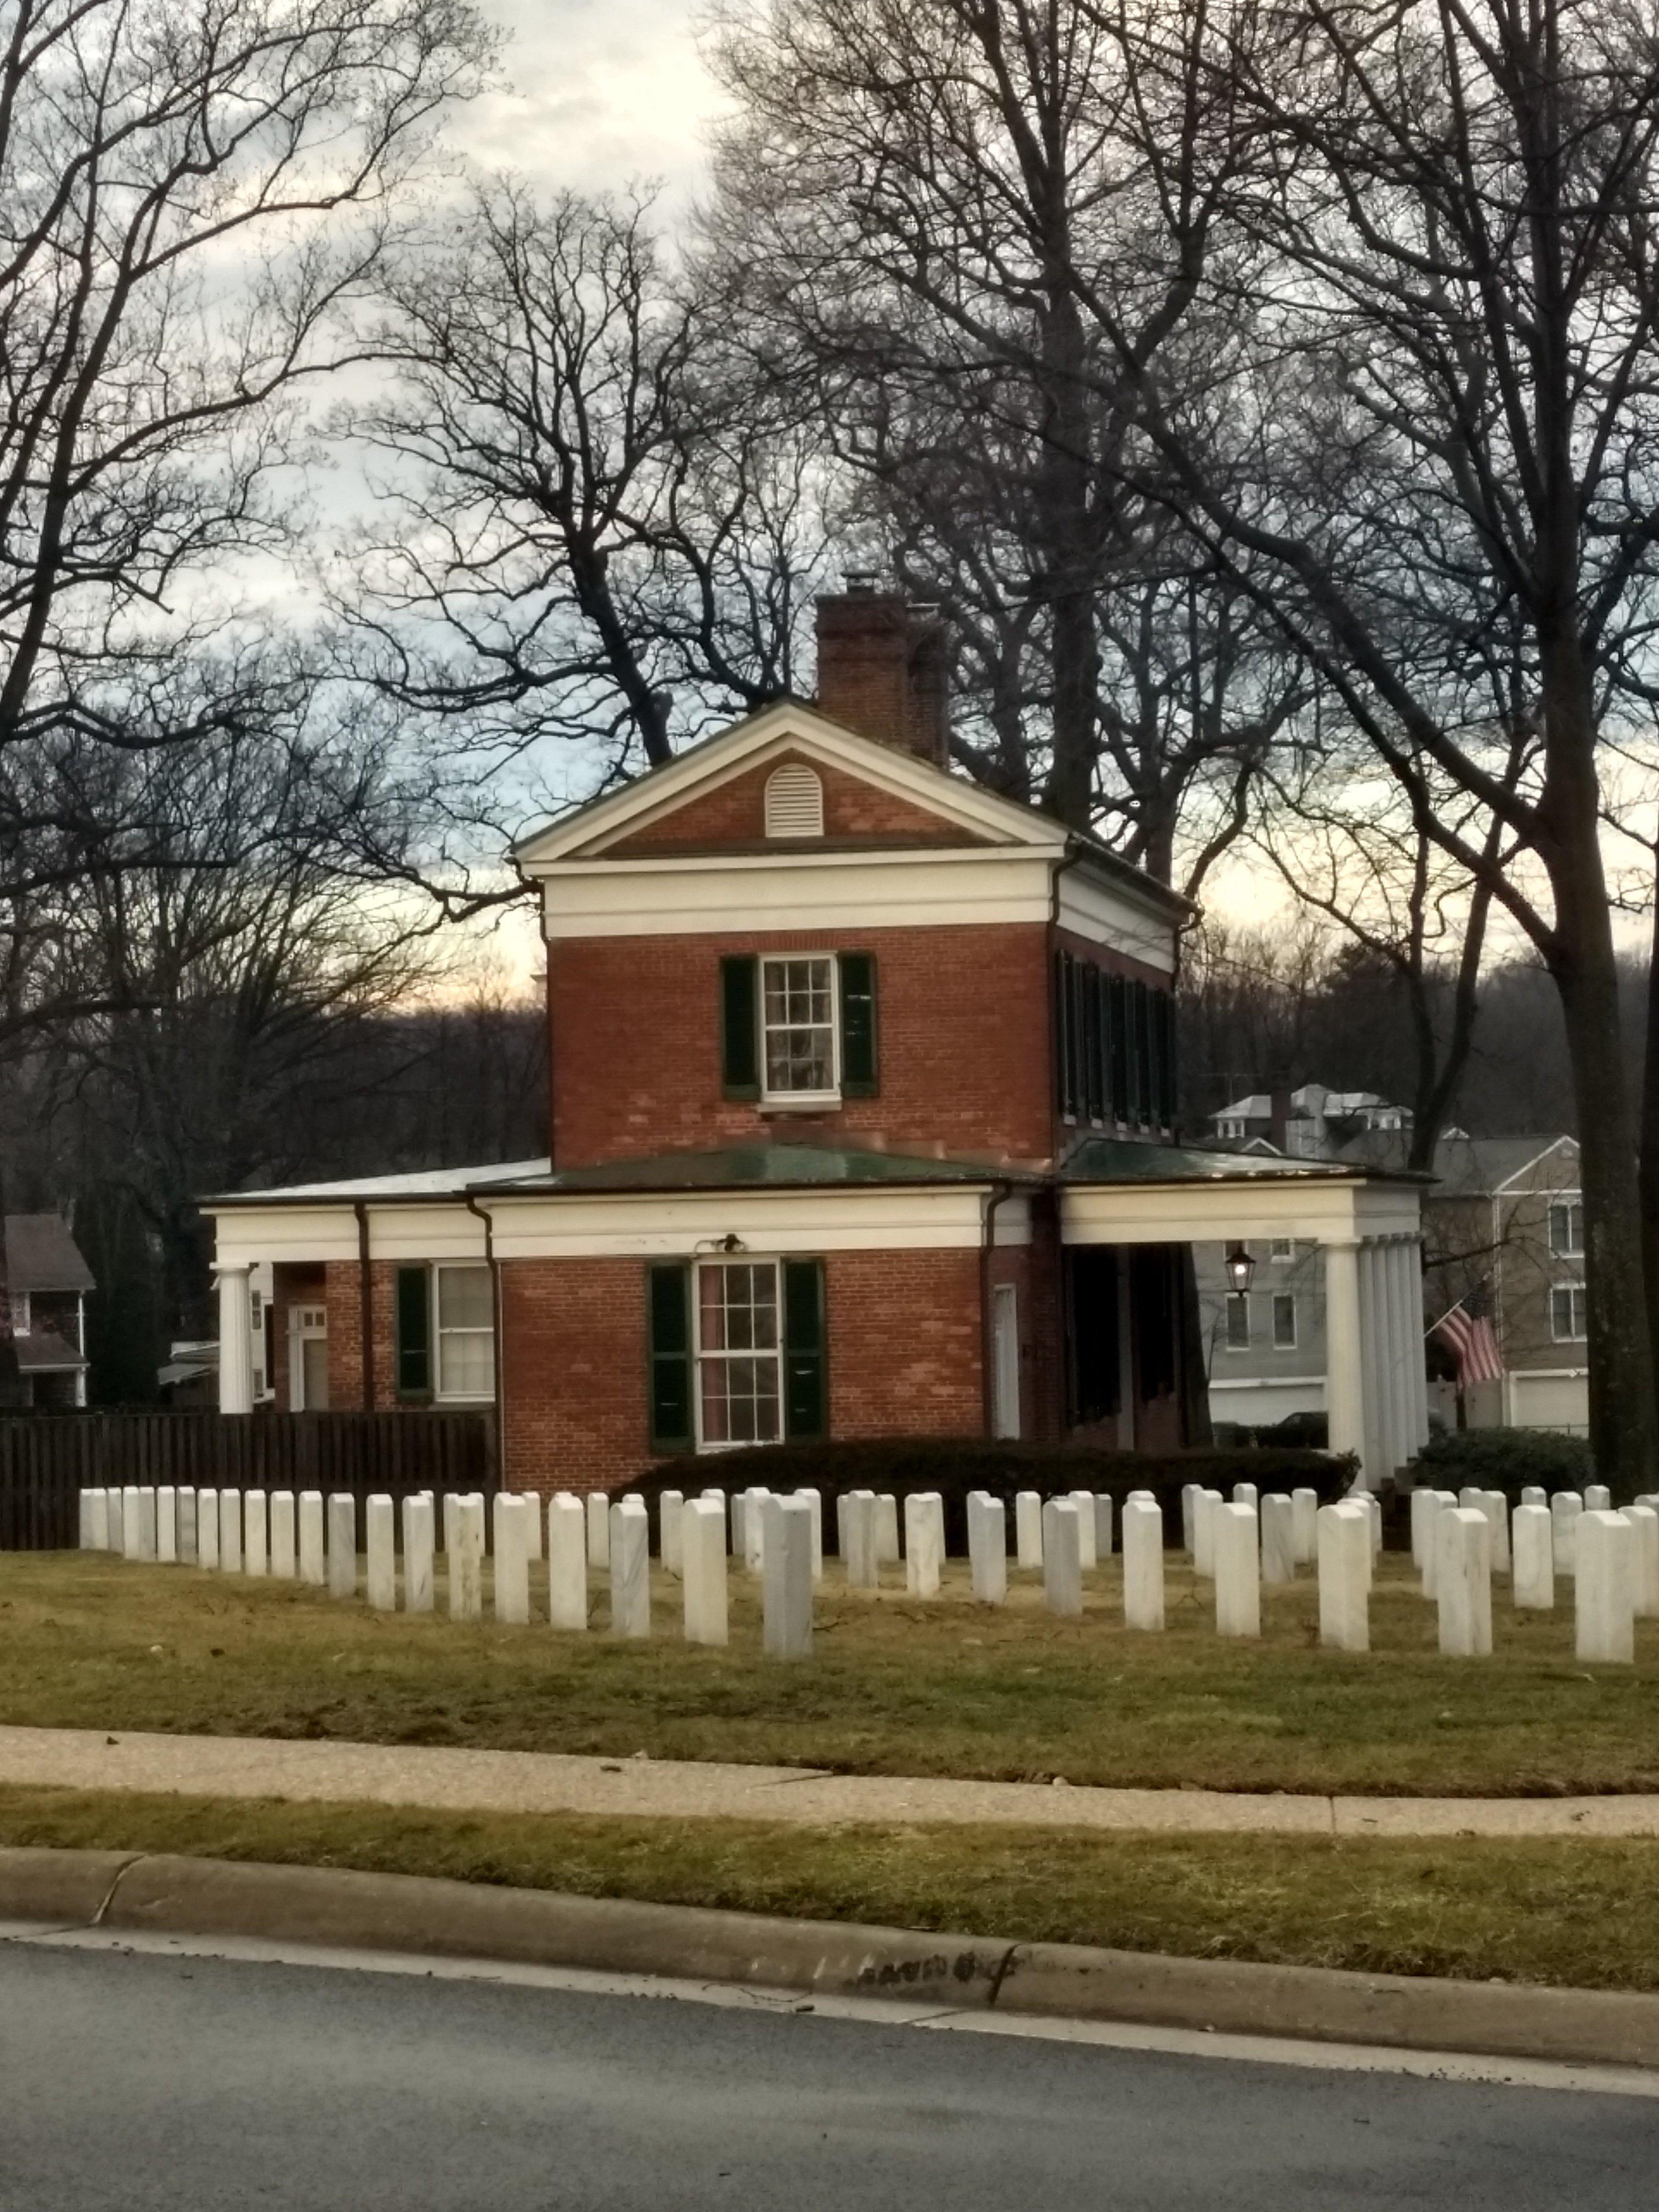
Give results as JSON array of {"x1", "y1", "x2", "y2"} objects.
[{"x1": 1060, "y1": 1143, "x2": 1429, "y2": 1489}]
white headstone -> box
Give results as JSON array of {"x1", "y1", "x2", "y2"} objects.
[
  {"x1": 111, "y1": 1485, "x2": 133, "y2": 1558},
  {"x1": 875, "y1": 1493, "x2": 900, "y2": 1564},
  {"x1": 1480, "y1": 1489, "x2": 1510, "y2": 1573},
  {"x1": 903, "y1": 1492, "x2": 945, "y2": 1598},
  {"x1": 763, "y1": 1495, "x2": 814, "y2": 1658},
  {"x1": 81, "y1": 1488, "x2": 107, "y2": 1552},
  {"x1": 1511, "y1": 1503, "x2": 1553, "y2": 1610},
  {"x1": 1437, "y1": 1506, "x2": 1493, "y2": 1657},
  {"x1": 156, "y1": 1486, "x2": 178, "y2": 1565},
  {"x1": 659, "y1": 1489, "x2": 685, "y2": 1576},
  {"x1": 520, "y1": 1491, "x2": 542, "y2": 1559},
  {"x1": 242, "y1": 1489, "x2": 268, "y2": 1577},
  {"x1": 365, "y1": 1495, "x2": 397, "y2": 1611},
  {"x1": 1042, "y1": 1498, "x2": 1083, "y2": 1617},
  {"x1": 1418, "y1": 1489, "x2": 1451, "y2": 1597},
  {"x1": 1181, "y1": 1482, "x2": 1200, "y2": 1555},
  {"x1": 442, "y1": 1490, "x2": 458, "y2": 1561},
  {"x1": 176, "y1": 1485, "x2": 198, "y2": 1564},
  {"x1": 967, "y1": 1491, "x2": 1007, "y2": 1604},
  {"x1": 1093, "y1": 1494, "x2": 1114, "y2": 1562},
  {"x1": 1576, "y1": 1510, "x2": 1635, "y2": 1664},
  {"x1": 297, "y1": 1491, "x2": 325, "y2": 1585},
  {"x1": 450, "y1": 1493, "x2": 484, "y2": 1618},
  {"x1": 843, "y1": 1488, "x2": 879, "y2": 1588},
  {"x1": 609, "y1": 1497, "x2": 651, "y2": 1637},
  {"x1": 794, "y1": 1487, "x2": 823, "y2": 1582},
  {"x1": 1232, "y1": 1481, "x2": 1258, "y2": 1512},
  {"x1": 1520, "y1": 1485, "x2": 1547, "y2": 1508},
  {"x1": 1014, "y1": 1489, "x2": 1043, "y2": 1570},
  {"x1": 217, "y1": 1488, "x2": 241, "y2": 1574},
  {"x1": 1260, "y1": 1492, "x2": 1296, "y2": 1584},
  {"x1": 1362, "y1": 1491, "x2": 1383, "y2": 1560},
  {"x1": 742, "y1": 1486, "x2": 770, "y2": 1575},
  {"x1": 492, "y1": 1493, "x2": 530, "y2": 1624},
  {"x1": 402, "y1": 1493, "x2": 434, "y2": 1613},
  {"x1": 137, "y1": 1487, "x2": 159, "y2": 1562},
  {"x1": 681, "y1": 1497, "x2": 729, "y2": 1646},
  {"x1": 586, "y1": 1490, "x2": 611, "y2": 1569},
  {"x1": 699, "y1": 1487, "x2": 728, "y2": 1554},
  {"x1": 1317, "y1": 1501, "x2": 1370, "y2": 1652},
  {"x1": 326, "y1": 1493, "x2": 355, "y2": 1598},
  {"x1": 1627, "y1": 1502, "x2": 1659, "y2": 1621},
  {"x1": 1550, "y1": 1491, "x2": 1583, "y2": 1577},
  {"x1": 546, "y1": 1494, "x2": 588, "y2": 1631},
  {"x1": 195, "y1": 1487, "x2": 219, "y2": 1572},
  {"x1": 1069, "y1": 1490, "x2": 1097, "y2": 1569},
  {"x1": 1409, "y1": 1486, "x2": 1437, "y2": 1570},
  {"x1": 1290, "y1": 1487, "x2": 1318, "y2": 1565},
  {"x1": 1121, "y1": 1496, "x2": 1165, "y2": 1631},
  {"x1": 269, "y1": 1489, "x2": 297, "y2": 1579},
  {"x1": 834, "y1": 1489, "x2": 849, "y2": 1565},
  {"x1": 1214, "y1": 1503, "x2": 1261, "y2": 1638},
  {"x1": 1192, "y1": 1487, "x2": 1223, "y2": 1576},
  {"x1": 1585, "y1": 1483, "x2": 1612, "y2": 1513}
]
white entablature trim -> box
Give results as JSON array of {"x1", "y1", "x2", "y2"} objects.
[
  {"x1": 1061, "y1": 1177, "x2": 1421, "y2": 1249},
  {"x1": 211, "y1": 1188, "x2": 1034, "y2": 1270}
]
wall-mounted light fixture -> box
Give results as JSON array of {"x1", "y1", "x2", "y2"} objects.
[{"x1": 1224, "y1": 1243, "x2": 1256, "y2": 1295}]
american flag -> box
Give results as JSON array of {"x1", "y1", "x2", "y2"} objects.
[{"x1": 1431, "y1": 1284, "x2": 1505, "y2": 1385}]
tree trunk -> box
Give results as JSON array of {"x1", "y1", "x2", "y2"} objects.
[
  {"x1": 0, "y1": 1163, "x2": 24, "y2": 1409},
  {"x1": 1638, "y1": 885, "x2": 1659, "y2": 1418}
]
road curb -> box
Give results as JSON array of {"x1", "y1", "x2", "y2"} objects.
[{"x1": 4, "y1": 1844, "x2": 1658, "y2": 2070}]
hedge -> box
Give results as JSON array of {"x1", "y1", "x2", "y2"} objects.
[
  {"x1": 623, "y1": 1436, "x2": 1356, "y2": 1553},
  {"x1": 1415, "y1": 1426, "x2": 1596, "y2": 1500}
]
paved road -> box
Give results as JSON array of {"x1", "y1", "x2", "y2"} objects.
[{"x1": 1, "y1": 1939, "x2": 1653, "y2": 2210}]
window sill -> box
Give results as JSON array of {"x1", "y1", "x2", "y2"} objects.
[{"x1": 759, "y1": 1094, "x2": 842, "y2": 1114}]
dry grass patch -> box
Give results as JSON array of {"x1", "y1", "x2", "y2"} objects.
[
  {"x1": 4, "y1": 1550, "x2": 1659, "y2": 1795},
  {"x1": 3, "y1": 1781, "x2": 1658, "y2": 1991}
]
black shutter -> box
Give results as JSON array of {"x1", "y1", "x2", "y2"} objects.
[
  {"x1": 1153, "y1": 990, "x2": 1176, "y2": 1129},
  {"x1": 1053, "y1": 949, "x2": 1073, "y2": 1118},
  {"x1": 1108, "y1": 975, "x2": 1130, "y2": 1122},
  {"x1": 720, "y1": 956, "x2": 760, "y2": 1098},
  {"x1": 1083, "y1": 963, "x2": 1105, "y2": 1123},
  {"x1": 782, "y1": 1257, "x2": 827, "y2": 1439},
  {"x1": 1135, "y1": 981, "x2": 1154, "y2": 1127},
  {"x1": 839, "y1": 952, "x2": 878, "y2": 1094},
  {"x1": 395, "y1": 1265, "x2": 431, "y2": 1401},
  {"x1": 647, "y1": 1262, "x2": 695, "y2": 1453}
]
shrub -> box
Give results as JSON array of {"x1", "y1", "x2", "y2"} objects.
[
  {"x1": 623, "y1": 1435, "x2": 1354, "y2": 1551},
  {"x1": 1415, "y1": 1426, "x2": 1596, "y2": 1500}
]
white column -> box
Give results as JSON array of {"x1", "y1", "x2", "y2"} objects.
[
  {"x1": 762, "y1": 1494, "x2": 814, "y2": 1658},
  {"x1": 681, "y1": 1497, "x2": 729, "y2": 1646},
  {"x1": 1323, "y1": 1238, "x2": 1366, "y2": 1484},
  {"x1": 243, "y1": 1490, "x2": 267, "y2": 1577},
  {"x1": 1358, "y1": 1242, "x2": 1388, "y2": 1485},
  {"x1": 1576, "y1": 1511, "x2": 1635, "y2": 1663},
  {"x1": 547, "y1": 1494, "x2": 588, "y2": 1630},
  {"x1": 1383, "y1": 1240, "x2": 1415, "y2": 1475},
  {"x1": 1214, "y1": 1503, "x2": 1261, "y2": 1637},
  {"x1": 903, "y1": 1492, "x2": 945, "y2": 1598},
  {"x1": 1121, "y1": 1496, "x2": 1165, "y2": 1630},
  {"x1": 1014, "y1": 1490, "x2": 1042, "y2": 1569},
  {"x1": 1404, "y1": 1236, "x2": 1431, "y2": 1450},
  {"x1": 297, "y1": 1491, "x2": 325, "y2": 1585},
  {"x1": 402, "y1": 1493, "x2": 433, "y2": 1612},
  {"x1": 1511, "y1": 1503, "x2": 1554, "y2": 1610},
  {"x1": 1042, "y1": 1498, "x2": 1083, "y2": 1616},
  {"x1": 967, "y1": 1492, "x2": 1007, "y2": 1604},
  {"x1": 1317, "y1": 1501, "x2": 1370, "y2": 1651},
  {"x1": 450, "y1": 1494, "x2": 484, "y2": 1618},
  {"x1": 326, "y1": 1493, "x2": 356, "y2": 1598},
  {"x1": 1374, "y1": 1242, "x2": 1403, "y2": 1481},
  {"x1": 608, "y1": 1497, "x2": 651, "y2": 1637},
  {"x1": 492, "y1": 1493, "x2": 530, "y2": 1624},
  {"x1": 1437, "y1": 1508, "x2": 1493, "y2": 1656},
  {"x1": 365, "y1": 1495, "x2": 397, "y2": 1611},
  {"x1": 215, "y1": 1265, "x2": 255, "y2": 1415}
]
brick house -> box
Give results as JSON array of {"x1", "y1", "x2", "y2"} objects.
[{"x1": 206, "y1": 591, "x2": 1427, "y2": 1492}]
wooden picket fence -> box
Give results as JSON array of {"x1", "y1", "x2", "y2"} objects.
[{"x1": 0, "y1": 1409, "x2": 496, "y2": 1551}]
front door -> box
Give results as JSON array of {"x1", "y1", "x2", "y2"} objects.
[{"x1": 290, "y1": 1305, "x2": 329, "y2": 1410}]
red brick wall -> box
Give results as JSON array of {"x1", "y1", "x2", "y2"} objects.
[
  {"x1": 550, "y1": 922, "x2": 1055, "y2": 1168},
  {"x1": 605, "y1": 752, "x2": 979, "y2": 856},
  {"x1": 270, "y1": 1263, "x2": 325, "y2": 1410},
  {"x1": 324, "y1": 1260, "x2": 399, "y2": 1412}
]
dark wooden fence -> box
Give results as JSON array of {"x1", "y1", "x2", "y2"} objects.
[{"x1": 0, "y1": 1409, "x2": 496, "y2": 1550}]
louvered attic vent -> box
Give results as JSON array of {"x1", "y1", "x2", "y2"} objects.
[{"x1": 764, "y1": 761, "x2": 825, "y2": 838}]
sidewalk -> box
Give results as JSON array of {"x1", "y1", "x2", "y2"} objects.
[{"x1": 3, "y1": 1724, "x2": 1658, "y2": 1837}]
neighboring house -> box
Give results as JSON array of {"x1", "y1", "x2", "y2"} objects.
[
  {"x1": 4, "y1": 1214, "x2": 94, "y2": 1408},
  {"x1": 1209, "y1": 1084, "x2": 1413, "y2": 1158},
  {"x1": 205, "y1": 588, "x2": 1427, "y2": 1491}
]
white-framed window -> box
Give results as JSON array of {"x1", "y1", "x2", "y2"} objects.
[
  {"x1": 1548, "y1": 1198, "x2": 1584, "y2": 1257},
  {"x1": 761, "y1": 955, "x2": 838, "y2": 1101},
  {"x1": 435, "y1": 1263, "x2": 495, "y2": 1400},
  {"x1": 1272, "y1": 1293, "x2": 1297, "y2": 1349},
  {"x1": 9, "y1": 1290, "x2": 29, "y2": 1337},
  {"x1": 764, "y1": 761, "x2": 824, "y2": 838},
  {"x1": 991, "y1": 1282, "x2": 1021, "y2": 1440},
  {"x1": 290, "y1": 1302, "x2": 329, "y2": 1412},
  {"x1": 695, "y1": 1259, "x2": 782, "y2": 1446},
  {"x1": 1550, "y1": 1283, "x2": 1588, "y2": 1342},
  {"x1": 1224, "y1": 1293, "x2": 1250, "y2": 1350},
  {"x1": 1269, "y1": 1237, "x2": 1293, "y2": 1261},
  {"x1": 1218, "y1": 1118, "x2": 1245, "y2": 1140}
]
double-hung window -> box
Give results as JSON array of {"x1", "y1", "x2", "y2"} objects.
[
  {"x1": 696, "y1": 1260, "x2": 783, "y2": 1446},
  {"x1": 1550, "y1": 1283, "x2": 1587, "y2": 1342},
  {"x1": 761, "y1": 957, "x2": 837, "y2": 1100},
  {"x1": 1548, "y1": 1199, "x2": 1583, "y2": 1258},
  {"x1": 648, "y1": 1255, "x2": 828, "y2": 1453},
  {"x1": 1272, "y1": 1293, "x2": 1297, "y2": 1349},
  {"x1": 1224, "y1": 1293, "x2": 1250, "y2": 1350},
  {"x1": 396, "y1": 1262, "x2": 495, "y2": 1402}
]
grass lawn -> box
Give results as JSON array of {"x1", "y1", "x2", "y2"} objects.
[
  {"x1": 4, "y1": 1550, "x2": 1659, "y2": 1796},
  {"x1": 4, "y1": 1780, "x2": 1659, "y2": 1991}
]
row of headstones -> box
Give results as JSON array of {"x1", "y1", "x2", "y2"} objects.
[{"x1": 1407, "y1": 1486, "x2": 1659, "y2": 1663}]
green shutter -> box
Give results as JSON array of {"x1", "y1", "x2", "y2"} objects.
[
  {"x1": 719, "y1": 956, "x2": 760, "y2": 1098},
  {"x1": 647, "y1": 1262, "x2": 695, "y2": 1453},
  {"x1": 395, "y1": 1265, "x2": 431, "y2": 1401},
  {"x1": 782, "y1": 1257, "x2": 827, "y2": 1440},
  {"x1": 839, "y1": 952, "x2": 878, "y2": 1094},
  {"x1": 1108, "y1": 975, "x2": 1130, "y2": 1122}
]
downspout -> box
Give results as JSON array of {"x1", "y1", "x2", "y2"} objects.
[
  {"x1": 465, "y1": 1193, "x2": 505, "y2": 1487},
  {"x1": 353, "y1": 1203, "x2": 375, "y2": 1411},
  {"x1": 981, "y1": 1181, "x2": 1015, "y2": 1437}
]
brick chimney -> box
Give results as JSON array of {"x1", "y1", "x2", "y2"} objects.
[{"x1": 814, "y1": 580, "x2": 949, "y2": 768}]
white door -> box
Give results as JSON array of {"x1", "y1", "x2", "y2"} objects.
[
  {"x1": 290, "y1": 1305, "x2": 329, "y2": 1411},
  {"x1": 992, "y1": 1284, "x2": 1021, "y2": 1440}
]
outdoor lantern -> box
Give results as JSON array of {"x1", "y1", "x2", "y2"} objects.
[{"x1": 1224, "y1": 1243, "x2": 1256, "y2": 1294}]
